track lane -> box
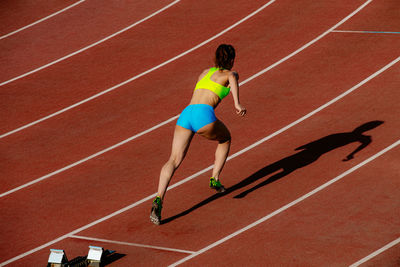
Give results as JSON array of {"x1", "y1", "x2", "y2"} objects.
[
  {"x1": 1, "y1": 28, "x2": 397, "y2": 265},
  {"x1": 0, "y1": 0, "x2": 373, "y2": 195},
  {"x1": 0, "y1": 0, "x2": 181, "y2": 88},
  {"x1": 335, "y1": 0, "x2": 400, "y2": 33},
  {"x1": 0, "y1": 0, "x2": 178, "y2": 83},
  {"x1": 0, "y1": 0, "x2": 83, "y2": 36},
  {"x1": 0, "y1": 0, "x2": 262, "y2": 133}
]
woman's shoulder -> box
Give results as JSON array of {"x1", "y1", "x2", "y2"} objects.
[{"x1": 227, "y1": 69, "x2": 239, "y2": 80}]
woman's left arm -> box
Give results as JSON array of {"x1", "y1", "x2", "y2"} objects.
[{"x1": 229, "y1": 71, "x2": 246, "y2": 116}]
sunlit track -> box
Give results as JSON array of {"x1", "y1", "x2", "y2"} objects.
[
  {"x1": 0, "y1": 0, "x2": 180, "y2": 88},
  {"x1": 0, "y1": 0, "x2": 86, "y2": 40},
  {"x1": 2, "y1": 0, "x2": 398, "y2": 265},
  {"x1": 0, "y1": 0, "x2": 373, "y2": 139},
  {"x1": 0, "y1": 0, "x2": 276, "y2": 139},
  {"x1": 1, "y1": 53, "x2": 397, "y2": 267},
  {"x1": 0, "y1": 0, "x2": 375, "y2": 197},
  {"x1": 169, "y1": 139, "x2": 400, "y2": 266}
]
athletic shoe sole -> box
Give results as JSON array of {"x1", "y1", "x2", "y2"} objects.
[{"x1": 150, "y1": 203, "x2": 161, "y2": 225}]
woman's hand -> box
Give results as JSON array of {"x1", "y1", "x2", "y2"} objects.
[{"x1": 235, "y1": 103, "x2": 246, "y2": 116}]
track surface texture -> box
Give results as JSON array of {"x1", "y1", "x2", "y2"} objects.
[{"x1": 1, "y1": 0, "x2": 399, "y2": 266}]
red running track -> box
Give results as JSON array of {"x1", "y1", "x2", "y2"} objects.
[
  {"x1": 0, "y1": 0, "x2": 260, "y2": 131},
  {"x1": 0, "y1": 0, "x2": 82, "y2": 36},
  {"x1": 1, "y1": 0, "x2": 378, "y2": 194},
  {"x1": 1, "y1": 0, "x2": 399, "y2": 266},
  {"x1": 0, "y1": 0, "x2": 179, "y2": 82}
]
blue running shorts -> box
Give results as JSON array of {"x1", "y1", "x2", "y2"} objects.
[{"x1": 176, "y1": 104, "x2": 217, "y2": 132}]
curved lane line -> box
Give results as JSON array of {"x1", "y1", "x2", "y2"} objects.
[
  {"x1": 0, "y1": 0, "x2": 375, "y2": 198},
  {"x1": 240, "y1": 0, "x2": 373, "y2": 85},
  {"x1": 0, "y1": 0, "x2": 86, "y2": 40},
  {"x1": 0, "y1": 0, "x2": 180, "y2": 87},
  {"x1": 0, "y1": 115, "x2": 179, "y2": 198},
  {"x1": 0, "y1": 0, "x2": 275, "y2": 139}
]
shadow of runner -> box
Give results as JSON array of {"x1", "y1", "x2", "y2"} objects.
[{"x1": 162, "y1": 120, "x2": 384, "y2": 224}]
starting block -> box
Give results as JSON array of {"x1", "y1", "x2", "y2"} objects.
[
  {"x1": 87, "y1": 246, "x2": 103, "y2": 267},
  {"x1": 47, "y1": 249, "x2": 68, "y2": 267},
  {"x1": 48, "y1": 246, "x2": 115, "y2": 267}
]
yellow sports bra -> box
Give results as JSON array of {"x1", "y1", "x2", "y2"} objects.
[{"x1": 194, "y1": 67, "x2": 230, "y2": 100}]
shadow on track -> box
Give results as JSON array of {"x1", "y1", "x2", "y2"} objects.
[
  {"x1": 162, "y1": 120, "x2": 384, "y2": 224},
  {"x1": 61, "y1": 250, "x2": 126, "y2": 267}
]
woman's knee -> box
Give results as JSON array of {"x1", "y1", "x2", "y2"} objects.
[
  {"x1": 168, "y1": 153, "x2": 184, "y2": 168},
  {"x1": 214, "y1": 120, "x2": 231, "y2": 142},
  {"x1": 218, "y1": 131, "x2": 231, "y2": 144}
]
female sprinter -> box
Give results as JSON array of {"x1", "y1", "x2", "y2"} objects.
[{"x1": 150, "y1": 44, "x2": 246, "y2": 225}]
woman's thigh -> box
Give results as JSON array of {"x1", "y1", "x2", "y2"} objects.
[
  {"x1": 196, "y1": 119, "x2": 231, "y2": 142},
  {"x1": 170, "y1": 125, "x2": 195, "y2": 162}
]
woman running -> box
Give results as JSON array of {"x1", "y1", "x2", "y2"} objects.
[{"x1": 150, "y1": 44, "x2": 246, "y2": 225}]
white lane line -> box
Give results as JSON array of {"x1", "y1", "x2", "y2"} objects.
[
  {"x1": 0, "y1": 0, "x2": 380, "y2": 198},
  {"x1": 0, "y1": 0, "x2": 181, "y2": 87},
  {"x1": 333, "y1": 30, "x2": 400, "y2": 34},
  {"x1": 1, "y1": 52, "x2": 397, "y2": 267},
  {"x1": 0, "y1": 115, "x2": 179, "y2": 198},
  {"x1": 349, "y1": 237, "x2": 400, "y2": 267},
  {"x1": 239, "y1": 0, "x2": 373, "y2": 85},
  {"x1": 169, "y1": 140, "x2": 400, "y2": 267},
  {"x1": 0, "y1": 0, "x2": 276, "y2": 138},
  {"x1": 0, "y1": 193, "x2": 158, "y2": 266},
  {"x1": 69, "y1": 235, "x2": 195, "y2": 254},
  {"x1": 0, "y1": 0, "x2": 86, "y2": 40}
]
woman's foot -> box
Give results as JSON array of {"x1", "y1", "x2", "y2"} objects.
[
  {"x1": 150, "y1": 196, "x2": 162, "y2": 225},
  {"x1": 209, "y1": 177, "x2": 226, "y2": 193}
]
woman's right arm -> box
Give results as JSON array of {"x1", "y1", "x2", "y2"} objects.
[{"x1": 229, "y1": 71, "x2": 246, "y2": 116}]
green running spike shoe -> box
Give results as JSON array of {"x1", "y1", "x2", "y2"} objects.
[
  {"x1": 150, "y1": 196, "x2": 162, "y2": 225},
  {"x1": 209, "y1": 177, "x2": 226, "y2": 193}
]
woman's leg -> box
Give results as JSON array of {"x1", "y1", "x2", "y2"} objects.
[
  {"x1": 197, "y1": 120, "x2": 231, "y2": 181},
  {"x1": 157, "y1": 125, "x2": 194, "y2": 200}
]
